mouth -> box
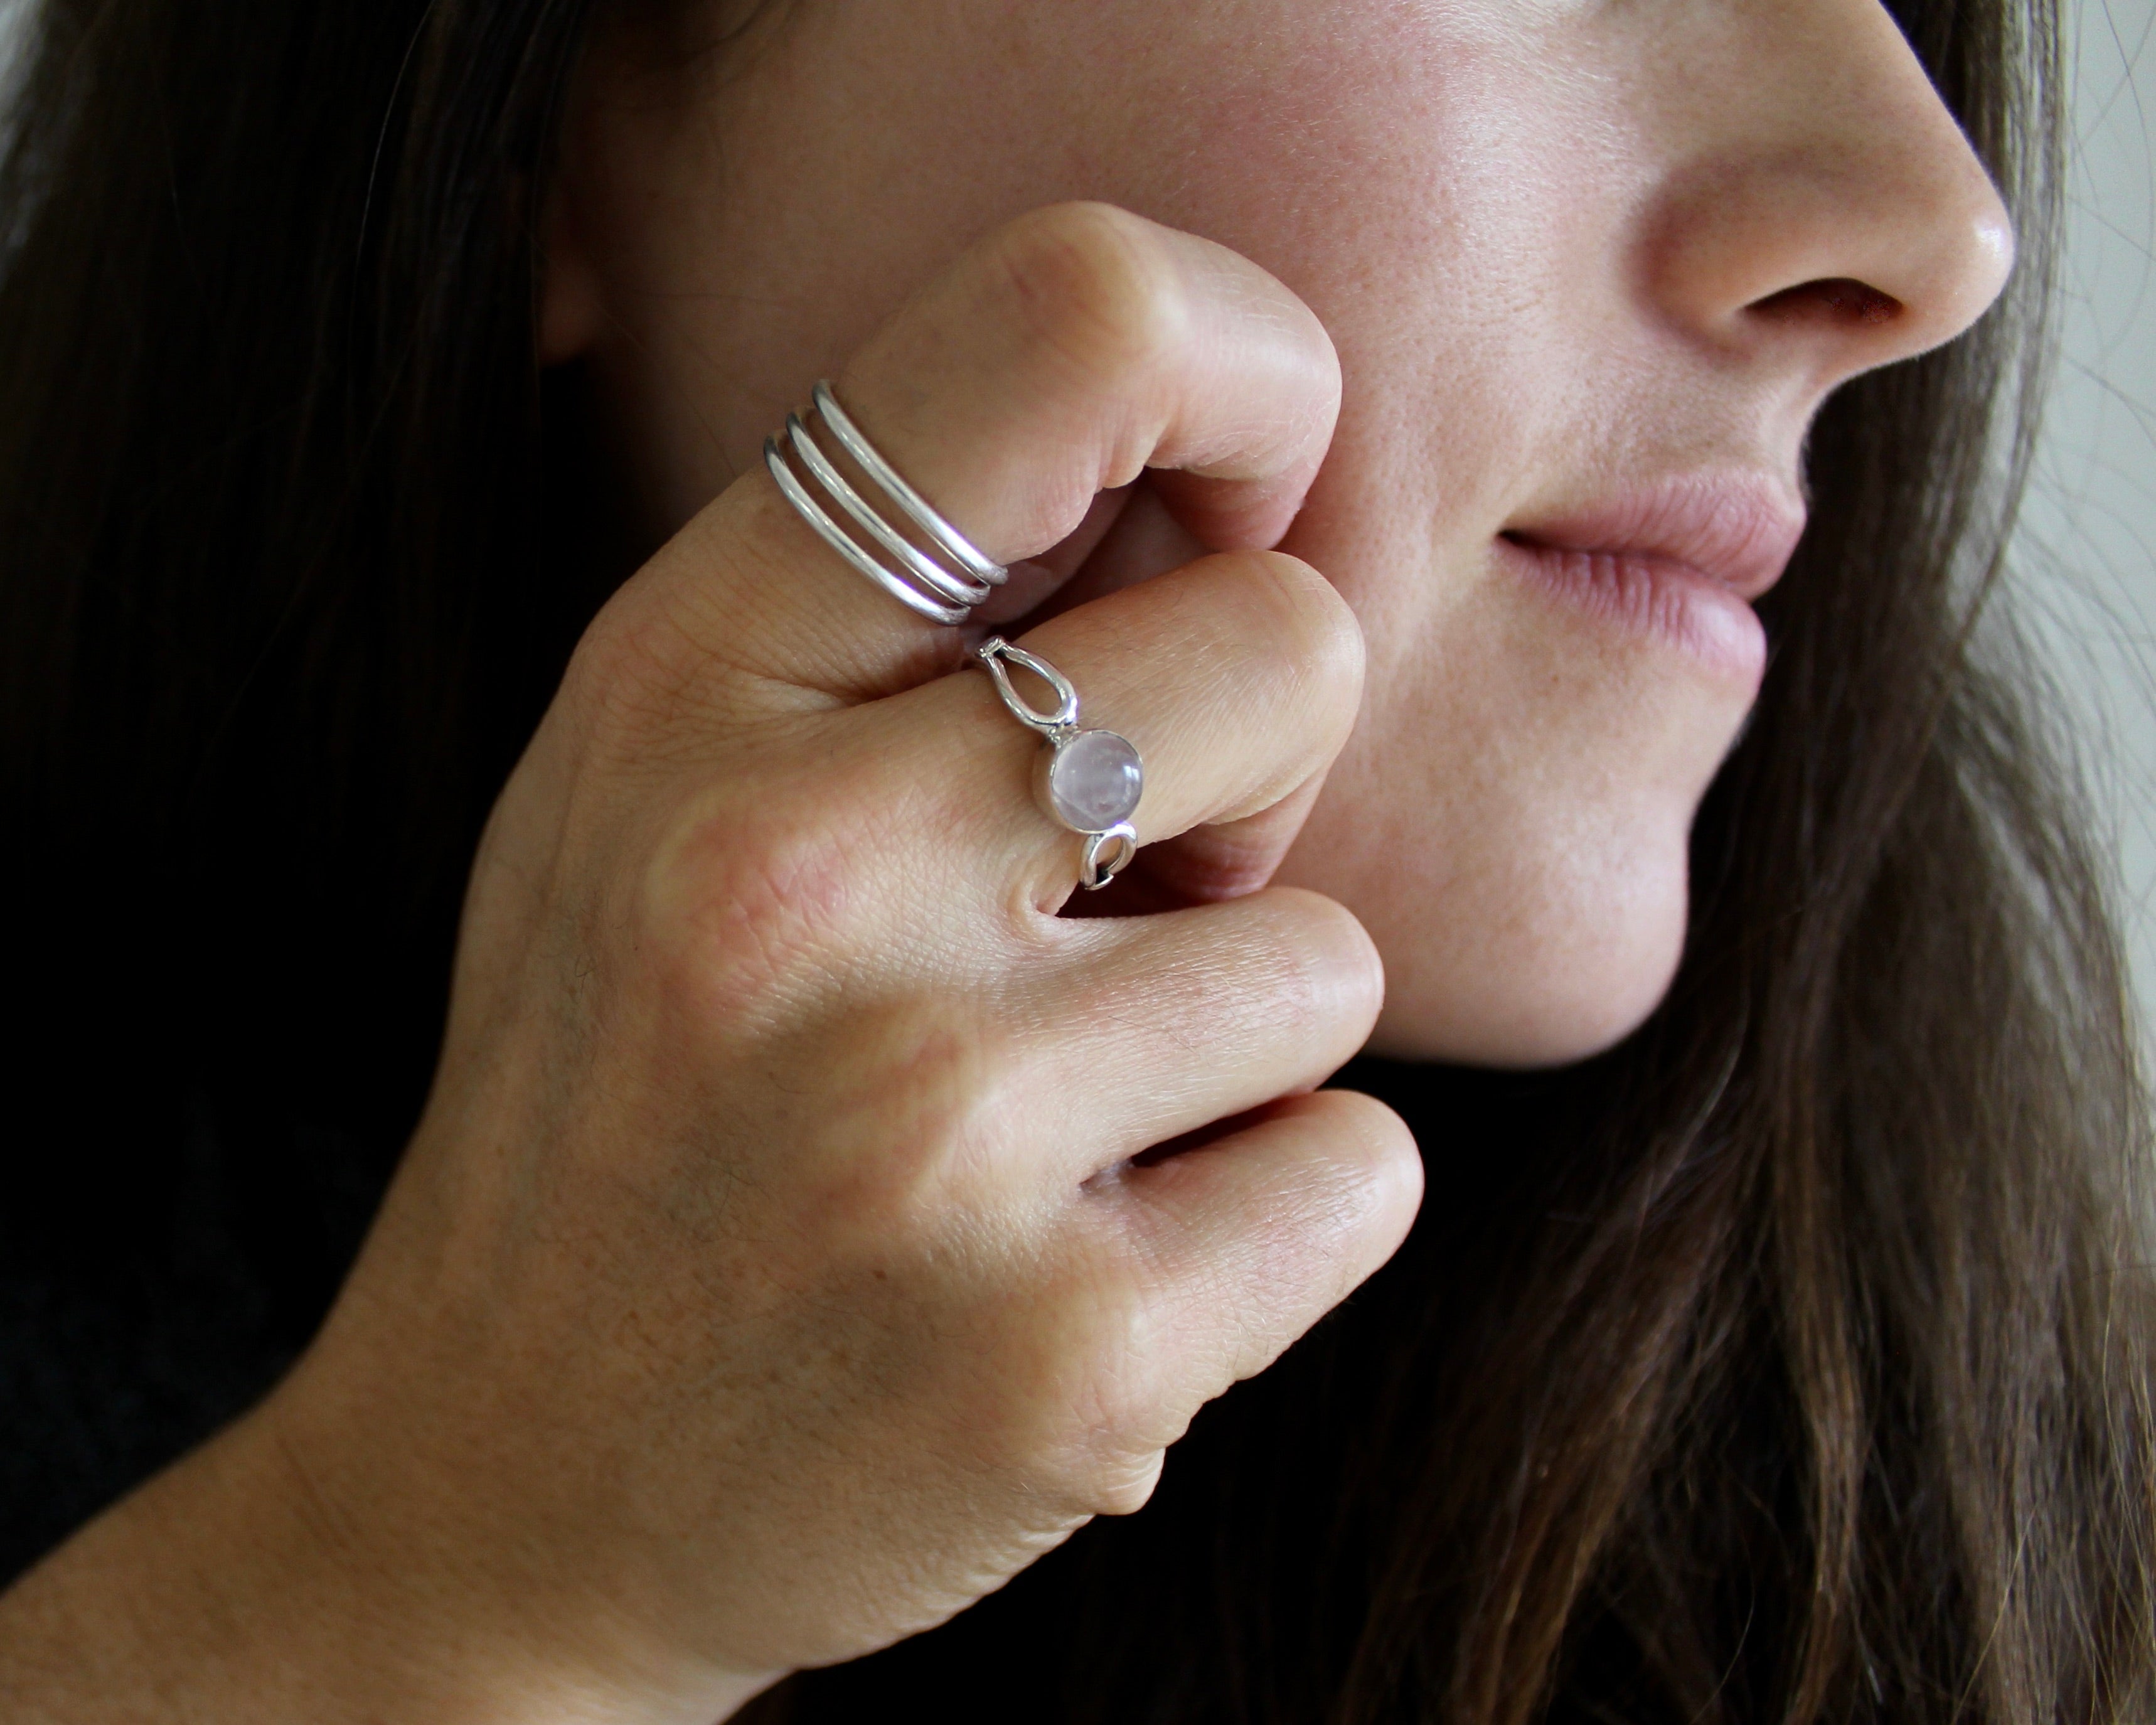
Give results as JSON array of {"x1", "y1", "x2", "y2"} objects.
[{"x1": 1497, "y1": 471, "x2": 1806, "y2": 677}]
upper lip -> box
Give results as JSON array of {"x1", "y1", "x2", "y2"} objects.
[{"x1": 1501, "y1": 471, "x2": 1807, "y2": 602}]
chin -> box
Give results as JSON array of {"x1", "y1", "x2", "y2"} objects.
[{"x1": 1351, "y1": 828, "x2": 1694, "y2": 1072}]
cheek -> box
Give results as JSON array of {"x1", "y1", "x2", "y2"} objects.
[
  {"x1": 577, "y1": 0, "x2": 1587, "y2": 524},
  {"x1": 1274, "y1": 542, "x2": 1758, "y2": 1069},
  {"x1": 1184, "y1": 60, "x2": 1741, "y2": 1067},
  {"x1": 575, "y1": 0, "x2": 1747, "y2": 1067}
]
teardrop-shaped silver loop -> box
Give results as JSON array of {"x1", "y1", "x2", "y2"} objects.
[
  {"x1": 784, "y1": 414, "x2": 993, "y2": 609},
  {"x1": 1081, "y1": 824, "x2": 1139, "y2": 890},
  {"x1": 814, "y1": 382, "x2": 1008, "y2": 589},
  {"x1": 976, "y1": 636, "x2": 1079, "y2": 735}
]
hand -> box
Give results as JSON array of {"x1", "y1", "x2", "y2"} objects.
[{"x1": 0, "y1": 203, "x2": 1421, "y2": 1724}]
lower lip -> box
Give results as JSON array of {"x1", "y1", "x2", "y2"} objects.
[{"x1": 1497, "y1": 536, "x2": 1767, "y2": 684}]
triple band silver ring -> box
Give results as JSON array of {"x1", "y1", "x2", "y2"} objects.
[
  {"x1": 763, "y1": 381, "x2": 1009, "y2": 624},
  {"x1": 766, "y1": 382, "x2": 1143, "y2": 890}
]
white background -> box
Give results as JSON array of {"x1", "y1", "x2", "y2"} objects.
[{"x1": 1, "y1": 0, "x2": 2151, "y2": 1042}]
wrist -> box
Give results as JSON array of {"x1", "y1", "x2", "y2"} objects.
[
  {"x1": 235, "y1": 1356, "x2": 783, "y2": 1724},
  {"x1": 0, "y1": 1364, "x2": 775, "y2": 1725}
]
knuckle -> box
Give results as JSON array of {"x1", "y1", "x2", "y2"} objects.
[
  {"x1": 640, "y1": 779, "x2": 882, "y2": 1025},
  {"x1": 552, "y1": 535, "x2": 780, "y2": 756},
  {"x1": 1087, "y1": 1451, "x2": 1167, "y2": 1519},
  {"x1": 1333, "y1": 1095, "x2": 1424, "y2": 1219},
  {"x1": 990, "y1": 1264, "x2": 1180, "y2": 1517},
  {"x1": 1301, "y1": 1093, "x2": 1421, "y2": 1222},
  {"x1": 803, "y1": 1000, "x2": 1025, "y2": 1214},
  {"x1": 1288, "y1": 1104, "x2": 1425, "y2": 1300},
  {"x1": 1211, "y1": 549, "x2": 1365, "y2": 703},
  {"x1": 1240, "y1": 888, "x2": 1386, "y2": 1040},
  {"x1": 561, "y1": 590, "x2": 700, "y2": 749},
  {"x1": 989, "y1": 201, "x2": 1190, "y2": 388}
]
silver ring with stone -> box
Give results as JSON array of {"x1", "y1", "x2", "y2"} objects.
[
  {"x1": 974, "y1": 637, "x2": 1143, "y2": 890},
  {"x1": 764, "y1": 381, "x2": 1009, "y2": 626}
]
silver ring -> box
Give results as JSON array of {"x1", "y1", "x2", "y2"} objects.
[
  {"x1": 975, "y1": 637, "x2": 1142, "y2": 890},
  {"x1": 763, "y1": 381, "x2": 1008, "y2": 625}
]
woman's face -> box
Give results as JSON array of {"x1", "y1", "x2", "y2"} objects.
[{"x1": 545, "y1": 0, "x2": 2011, "y2": 1066}]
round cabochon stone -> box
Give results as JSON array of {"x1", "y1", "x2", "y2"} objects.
[{"x1": 1047, "y1": 729, "x2": 1142, "y2": 831}]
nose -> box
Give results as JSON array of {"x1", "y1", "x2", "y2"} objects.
[{"x1": 1640, "y1": 0, "x2": 2015, "y2": 383}]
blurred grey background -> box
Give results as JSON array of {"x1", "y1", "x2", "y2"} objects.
[
  {"x1": 0, "y1": 0, "x2": 2150, "y2": 1040},
  {"x1": 2022, "y1": 0, "x2": 2156, "y2": 1050}
]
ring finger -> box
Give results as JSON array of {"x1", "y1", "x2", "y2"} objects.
[{"x1": 866, "y1": 542, "x2": 1366, "y2": 921}]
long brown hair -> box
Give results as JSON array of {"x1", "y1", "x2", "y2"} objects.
[{"x1": 1, "y1": 0, "x2": 2148, "y2": 1718}]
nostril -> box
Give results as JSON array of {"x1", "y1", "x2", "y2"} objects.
[{"x1": 1751, "y1": 277, "x2": 1904, "y2": 328}]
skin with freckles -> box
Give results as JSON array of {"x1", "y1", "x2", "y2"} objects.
[{"x1": 547, "y1": 0, "x2": 2012, "y2": 1064}]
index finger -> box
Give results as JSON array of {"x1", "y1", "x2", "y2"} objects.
[{"x1": 632, "y1": 201, "x2": 1342, "y2": 707}]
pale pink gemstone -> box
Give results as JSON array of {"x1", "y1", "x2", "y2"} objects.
[{"x1": 1047, "y1": 729, "x2": 1142, "y2": 831}]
